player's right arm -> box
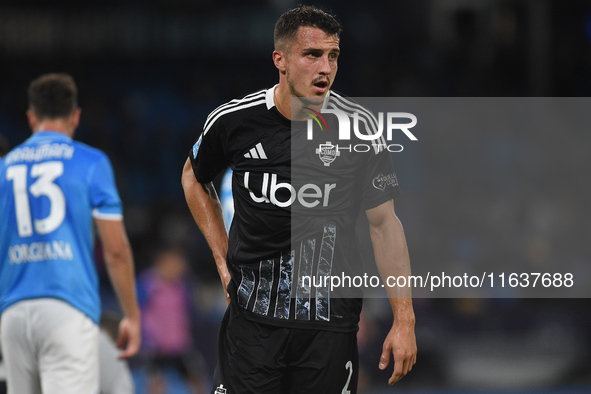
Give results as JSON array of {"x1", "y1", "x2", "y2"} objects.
[
  {"x1": 366, "y1": 200, "x2": 416, "y2": 385},
  {"x1": 181, "y1": 158, "x2": 231, "y2": 305}
]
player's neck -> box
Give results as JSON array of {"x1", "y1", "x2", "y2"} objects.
[
  {"x1": 33, "y1": 120, "x2": 75, "y2": 137},
  {"x1": 28, "y1": 109, "x2": 79, "y2": 138},
  {"x1": 274, "y1": 83, "x2": 293, "y2": 120},
  {"x1": 274, "y1": 84, "x2": 325, "y2": 121},
  {"x1": 33, "y1": 120, "x2": 74, "y2": 137}
]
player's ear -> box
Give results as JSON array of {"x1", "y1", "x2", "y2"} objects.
[
  {"x1": 26, "y1": 109, "x2": 39, "y2": 132},
  {"x1": 71, "y1": 108, "x2": 81, "y2": 128},
  {"x1": 273, "y1": 50, "x2": 287, "y2": 74}
]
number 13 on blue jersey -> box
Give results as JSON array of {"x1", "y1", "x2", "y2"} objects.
[{"x1": 6, "y1": 161, "x2": 66, "y2": 237}]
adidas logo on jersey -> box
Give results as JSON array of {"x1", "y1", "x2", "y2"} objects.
[{"x1": 244, "y1": 143, "x2": 267, "y2": 159}]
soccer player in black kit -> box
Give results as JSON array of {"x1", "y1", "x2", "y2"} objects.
[{"x1": 182, "y1": 5, "x2": 416, "y2": 393}]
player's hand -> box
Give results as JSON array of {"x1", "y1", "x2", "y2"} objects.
[
  {"x1": 378, "y1": 319, "x2": 417, "y2": 385},
  {"x1": 222, "y1": 280, "x2": 231, "y2": 307},
  {"x1": 116, "y1": 316, "x2": 141, "y2": 359},
  {"x1": 217, "y1": 260, "x2": 232, "y2": 306}
]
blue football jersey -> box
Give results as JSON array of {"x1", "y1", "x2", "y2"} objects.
[{"x1": 0, "y1": 131, "x2": 123, "y2": 324}]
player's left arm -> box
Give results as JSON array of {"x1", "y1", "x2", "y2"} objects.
[
  {"x1": 366, "y1": 199, "x2": 417, "y2": 385},
  {"x1": 95, "y1": 218, "x2": 141, "y2": 360}
]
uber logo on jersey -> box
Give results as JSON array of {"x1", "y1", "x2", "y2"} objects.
[
  {"x1": 244, "y1": 171, "x2": 336, "y2": 208},
  {"x1": 372, "y1": 173, "x2": 398, "y2": 191}
]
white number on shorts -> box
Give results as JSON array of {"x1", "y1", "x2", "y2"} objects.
[
  {"x1": 341, "y1": 360, "x2": 353, "y2": 394},
  {"x1": 6, "y1": 162, "x2": 65, "y2": 237}
]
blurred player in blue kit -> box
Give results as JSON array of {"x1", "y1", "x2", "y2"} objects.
[
  {"x1": 0, "y1": 73, "x2": 141, "y2": 394},
  {"x1": 182, "y1": 5, "x2": 416, "y2": 393}
]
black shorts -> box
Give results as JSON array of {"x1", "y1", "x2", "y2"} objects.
[{"x1": 211, "y1": 302, "x2": 359, "y2": 394}]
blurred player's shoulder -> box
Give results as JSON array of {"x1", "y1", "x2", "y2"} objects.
[
  {"x1": 1, "y1": 133, "x2": 109, "y2": 168},
  {"x1": 203, "y1": 88, "x2": 270, "y2": 135},
  {"x1": 70, "y1": 139, "x2": 111, "y2": 161}
]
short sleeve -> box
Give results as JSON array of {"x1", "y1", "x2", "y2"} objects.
[
  {"x1": 89, "y1": 154, "x2": 123, "y2": 220},
  {"x1": 189, "y1": 119, "x2": 228, "y2": 184},
  {"x1": 361, "y1": 148, "x2": 401, "y2": 210}
]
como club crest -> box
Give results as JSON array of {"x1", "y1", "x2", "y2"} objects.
[{"x1": 316, "y1": 141, "x2": 340, "y2": 167}]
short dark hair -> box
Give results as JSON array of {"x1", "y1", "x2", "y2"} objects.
[
  {"x1": 28, "y1": 73, "x2": 78, "y2": 119},
  {"x1": 274, "y1": 5, "x2": 342, "y2": 51}
]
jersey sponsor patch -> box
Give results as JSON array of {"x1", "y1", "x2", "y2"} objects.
[
  {"x1": 214, "y1": 384, "x2": 227, "y2": 394},
  {"x1": 316, "y1": 141, "x2": 340, "y2": 167},
  {"x1": 372, "y1": 173, "x2": 398, "y2": 191}
]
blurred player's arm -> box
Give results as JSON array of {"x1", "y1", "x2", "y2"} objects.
[
  {"x1": 181, "y1": 158, "x2": 230, "y2": 305},
  {"x1": 95, "y1": 218, "x2": 141, "y2": 359},
  {"x1": 366, "y1": 199, "x2": 417, "y2": 385}
]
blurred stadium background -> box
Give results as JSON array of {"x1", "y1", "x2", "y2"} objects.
[{"x1": 1, "y1": 0, "x2": 591, "y2": 393}]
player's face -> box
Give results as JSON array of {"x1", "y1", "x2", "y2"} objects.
[{"x1": 285, "y1": 26, "x2": 340, "y2": 104}]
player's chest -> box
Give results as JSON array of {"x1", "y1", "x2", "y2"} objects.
[{"x1": 227, "y1": 125, "x2": 365, "y2": 176}]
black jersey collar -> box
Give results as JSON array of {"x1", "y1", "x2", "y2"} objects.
[{"x1": 265, "y1": 85, "x2": 332, "y2": 112}]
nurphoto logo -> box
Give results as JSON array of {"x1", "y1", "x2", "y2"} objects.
[{"x1": 305, "y1": 107, "x2": 418, "y2": 154}]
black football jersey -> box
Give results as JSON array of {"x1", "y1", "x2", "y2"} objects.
[{"x1": 190, "y1": 87, "x2": 400, "y2": 332}]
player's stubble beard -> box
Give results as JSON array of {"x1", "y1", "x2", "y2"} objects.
[{"x1": 286, "y1": 70, "x2": 330, "y2": 115}]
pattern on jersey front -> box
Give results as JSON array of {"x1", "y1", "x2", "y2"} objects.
[
  {"x1": 315, "y1": 224, "x2": 336, "y2": 321},
  {"x1": 253, "y1": 259, "x2": 274, "y2": 316},
  {"x1": 237, "y1": 267, "x2": 256, "y2": 310},
  {"x1": 235, "y1": 224, "x2": 337, "y2": 322},
  {"x1": 295, "y1": 238, "x2": 315, "y2": 320},
  {"x1": 274, "y1": 251, "x2": 294, "y2": 319}
]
